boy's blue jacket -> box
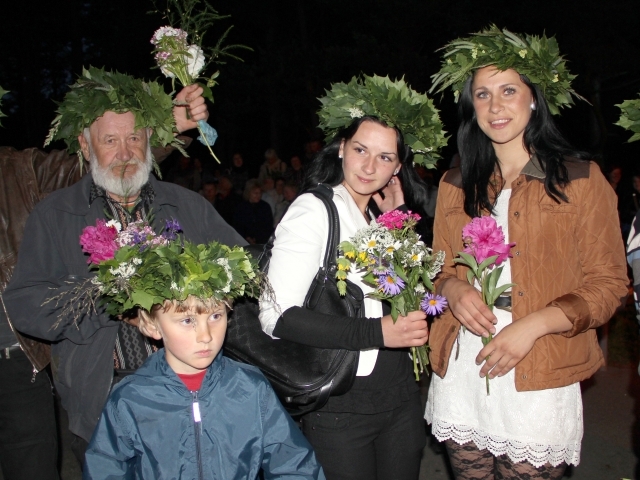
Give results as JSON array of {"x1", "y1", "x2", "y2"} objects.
[{"x1": 84, "y1": 350, "x2": 325, "y2": 479}]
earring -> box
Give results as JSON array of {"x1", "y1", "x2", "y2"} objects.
[
  {"x1": 393, "y1": 169, "x2": 399, "y2": 175},
  {"x1": 530, "y1": 102, "x2": 536, "y2": 110},
  {"x1": 338, "y1": 155, "x2": 343, "y2": 160}
]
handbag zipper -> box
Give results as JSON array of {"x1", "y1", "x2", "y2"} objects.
[{"x1": 191, "y1": 391, "x2": 204, "y2": 480}]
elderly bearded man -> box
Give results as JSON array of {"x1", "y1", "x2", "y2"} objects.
[{"x1": 3, "y1": 67, "x2": 246, "y2": 465}]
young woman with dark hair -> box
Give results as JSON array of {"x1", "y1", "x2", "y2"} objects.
[
  {"x1": 426, "y1": 27, "x2": 628, "y2": 480},
  {"x1": 260, "y1": 76, "x2": 447, "y2": 480}
]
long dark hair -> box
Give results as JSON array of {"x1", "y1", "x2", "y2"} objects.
[
  {"x1": 457, "y1": 73, "x2": 589, "y2": 218},
  {"x1": 302, "y1": 116, "x2": 431, "y2": 213}
]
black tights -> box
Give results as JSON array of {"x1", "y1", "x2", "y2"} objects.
[{"x1": 445, "y1": 440, "x2": 567, "y2": 480}]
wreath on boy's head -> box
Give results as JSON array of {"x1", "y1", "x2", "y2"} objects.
[
  {"x1": 429, "y1": 25, "x2": 585, "y2": 115},
  {"x1": 317, "y1": 74, "x2": 448, "y2": 169}
]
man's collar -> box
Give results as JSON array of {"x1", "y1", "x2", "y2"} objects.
[{"x1": 89, "y1": 181, "x2": 155, "y2": 206}]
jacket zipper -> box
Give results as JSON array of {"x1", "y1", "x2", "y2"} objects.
[{"x1": 191, "y1": 390, "x2": 204, "y2": 480}]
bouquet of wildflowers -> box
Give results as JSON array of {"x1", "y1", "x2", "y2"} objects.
[
  {"x1": 454, "y1": 216, "x2": 516, "y2": 394},
  {"x1": 47, "y1": 218, "x2": 261, "y2": 327},
  {"x1": 150, "y1": 0, "x2": 249, "y2": 162},
  {"x1": 337, "y1": 210, "x2": 446, "y2": 380}
]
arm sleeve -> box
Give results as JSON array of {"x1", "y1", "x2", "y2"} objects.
[
  {"x1": 260, "y1": 381, "x2": 326, "y2": 480},
  {"x1": 258, "y1": 194, "x2": 383, "y2": 349},
  {"x1": 199, "y1": 195, "x2": 248, "y2": 247},
  {"x1": 549, "y1": 163, "x2": 629, "y2": 337},
  {"x1": 83, "y1": 400, "x2": 136, "y2": 479},
  {"x1": 3, "y1": 207, "x2": 118, "y2": 343},
  {"x1": 273, "y1": 306, "x2": 384, "y2": 350}
]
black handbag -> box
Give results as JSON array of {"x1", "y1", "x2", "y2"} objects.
[{"x1": 224, "y1": 184, "x2": 363, "y2": 417}]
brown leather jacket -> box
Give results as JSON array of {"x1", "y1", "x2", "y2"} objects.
[
  {"x1": 0, "y1": 147, "x2": 85, "y2": 372},
  {"x1": 0, "y1": 143, "x2": 183, "y2": 372},
  {"x1": 429, "y1": 157, "x2": 629, "y2": 391}
]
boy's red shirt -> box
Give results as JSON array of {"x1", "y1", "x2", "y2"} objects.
[{"x1": 177, "y1": 370, "x2": 207, "y2": 391}]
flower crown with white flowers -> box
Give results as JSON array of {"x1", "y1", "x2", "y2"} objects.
[
  {"x1": 317, "y1": 74, "x2": 448, "y2": 169},
  {"x1": 616, "y1": 95, "x2": 640, "y2": 142},
  {"x1": 48, "y1": 219, "x2": 262, "y2": 325},
  {"x1": 429, "y1": 25, "x2": 585, "y2": 115}
]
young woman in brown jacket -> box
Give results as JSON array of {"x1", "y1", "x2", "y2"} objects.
[{"x1": 425, "y1": 27, "x2": 628, "y2": 479}]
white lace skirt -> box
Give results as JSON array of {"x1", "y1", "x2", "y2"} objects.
[{"x1": 425, "y1": 306, "x2": 583, "y2": 467}]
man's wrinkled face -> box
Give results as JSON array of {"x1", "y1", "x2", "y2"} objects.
[{"x1": 79, "y1": 111, "x2": 153, "y2": 200}]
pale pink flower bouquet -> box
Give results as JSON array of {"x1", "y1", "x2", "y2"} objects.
[{"x1": 454, "y1": 216, "x2": 516, "y2": 394}]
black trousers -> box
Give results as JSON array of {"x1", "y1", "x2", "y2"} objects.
[
  {"x1": 0, "y1": 348, "x2": 59, "y2": 480},
  {"x1": 301, "y1": 391, "x2": 426, "y2": 480}
]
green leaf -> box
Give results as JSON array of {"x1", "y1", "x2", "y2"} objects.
[{"x1": 477, "y1": 255, "x2": 500, "y2": 273}]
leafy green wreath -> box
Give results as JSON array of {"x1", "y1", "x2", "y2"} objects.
[
  {"x1": 616, "y1": 96, "x2": 640, "y2": 142},
  {"x1": 429, "y1": 25, "x2": 585, "y2": 115},
  {"x1": 45, "y1": 66, "x2": 184, "y2": 160},
  {"x1": 317, "y1": 74, "x2": 448, "y2": 169}
]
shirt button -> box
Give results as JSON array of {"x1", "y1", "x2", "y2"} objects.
[
  {"x1": 514, "y1": 212, "x2": 520, "y2": 217},
  {"x1": 518, "y1": 291, "x2": 524, "y2": 296},
  {"x1": 515, "y1": 251, "x2": 520, "y2": 256},
  {"x1": 522, "y1": 374, "x2": 527, "y2": 380}
]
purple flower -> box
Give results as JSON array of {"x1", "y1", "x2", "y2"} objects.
[
  {"x1": 163, "y1": 218, "x2": 182, "y2": 241},
  {"x1": 461, "y1": 216, "x2": 515, "y2": 266},
  {"x1": 421, "y1": 293, "x2": 447, "y2": 316},
  {"x1": 376, "y1": 271, "x2": 405, "y2": 296}
]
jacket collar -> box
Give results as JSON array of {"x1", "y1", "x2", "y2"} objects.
[
  {"x1": 53, "y1": 174, "x2": 178, "y2": 216},
  {"x1": 332, "y1": 183, "x2": 373, "y2": 228},
  {"x1": 133, "y1": 348, "x2": 225, "y2": 397},
  {"x1": 520, "y1": 154, "x2": 545, "y2": 179}
]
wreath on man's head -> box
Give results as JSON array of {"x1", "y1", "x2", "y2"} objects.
[
  {"x1": 429, "y1": 25, "x2": 585, "y2": 115},
  {"x1": 45, "y1": 66, "x2": 184, "y2": 161},
  {"x1": 317, "y1": 74, "x2": 448, "y2": 169}
]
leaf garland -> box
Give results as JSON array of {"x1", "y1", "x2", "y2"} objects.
[
  {"x1": 616, "y1": 96, "x2": 640, "y2": 142},
  {"x1": 317, "y1": 74, "x2": 448, "y2": 169},
  {"x1": 94, "y1": 239, "x2": 261, "y2": 315},
  {"x1": 429, "y1": 25, "x2": 585, "y2": 116},
  {"x1": 44, "y1": 66, "x2": 183, "y2": 159}
]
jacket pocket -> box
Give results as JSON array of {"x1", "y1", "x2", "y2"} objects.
[{"x1": 545, "y1": 333, "x2": 590, "y2": 371}]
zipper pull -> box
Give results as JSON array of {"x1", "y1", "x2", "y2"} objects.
[{"x1": 191, "y1": 391, "x2": 202, "y2": 431}]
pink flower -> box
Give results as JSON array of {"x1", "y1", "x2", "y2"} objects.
[
  {"x1": 461, "y1": 216, "x2": 515, "y2": 266},
  {"x1": 377, "y1": 210, "x2": 421, "y2": 230},
  {"x1": 79, "y1": 220, "x2": 118, "y2": 264}
]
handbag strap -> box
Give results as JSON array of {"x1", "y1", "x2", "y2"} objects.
[{"x1": 304, "y1": 184, "x2": 339, "y2": 271}]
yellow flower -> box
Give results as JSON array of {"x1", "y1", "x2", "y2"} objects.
[
  {"x1": 552, "y1": 74, "x2": 559, "y2": 83},
  {"x1": 338, "y1": 263, "x2": 349, "y2": 271},
  {"x1": 518, "y1": 49, "x2": 527, "y2": 58},
  {"x1": 367, "y1": 239, "x2": 377, "y2": 249},
  {"x1": 345, "y1": 251, "x2": 355, "y2": 259},
  {"x1": 358, "y1": 251, "x2": 368, "y2": 262},
  {"x1": 471, "y1": 48, "x2": 478, "y2": 59}
]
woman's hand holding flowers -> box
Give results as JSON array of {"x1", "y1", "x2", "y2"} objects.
[
  {"x1": 441, "y1": 277, "x2": 496, "y2": 337},
  {"x1": 381, "y1": 310, "x2": 429, "y2": 348},
  {"x1": 476, "y1": 306, "x2": 573, "y2": 378},
  {"x1": 174, "y1": 84, "x2": 209, "y2": 133}
]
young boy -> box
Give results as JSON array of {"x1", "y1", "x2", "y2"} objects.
[{"x1": 81, "y1": 235, "x2": 325, "y2": 479}]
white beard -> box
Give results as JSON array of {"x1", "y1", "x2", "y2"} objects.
[{"x1": 89, "y1": 144, "x2": 154, "y2": 200}]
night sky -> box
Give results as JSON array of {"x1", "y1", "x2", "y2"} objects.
[{"x1": 1, "y1": 0, "x2": 639, "y2": 176}]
